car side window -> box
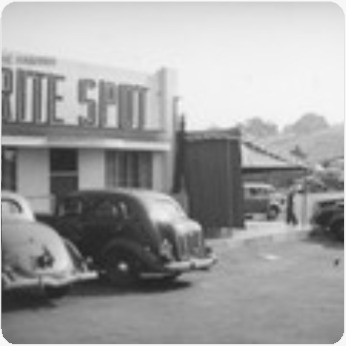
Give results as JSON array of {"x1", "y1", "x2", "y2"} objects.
[
  {"x1": 1, "y1": 199, "x2": 22, "y2": 216},
  {"x1": 259, "y1": 188, "x2": 269, "y2": 197},
  {"x1": 59, "y1": 198, "x2": 83, "y2": 217},
  {"x1": 93, "y1": 199, "x2": 132, "y2": 220},
  {"x1": 94, "y1": 199, "x2": 121, "y2": 219},
  {"x1": 246, "y1": 187, "x2": 270, "y2": 199},
  {"x1": 249, "y1": 188, "x2": 259, "y2": 198}
]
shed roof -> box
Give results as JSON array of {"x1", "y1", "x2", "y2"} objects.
[
  {"x1": 185, "y1": 128, "x2": 307, "y2": 170},
  {"x1": 241, "y1": 140, "x2": 307, "y2": 170}
]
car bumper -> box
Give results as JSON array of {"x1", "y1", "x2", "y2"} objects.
[
  {"x1": 163, "y1": 254, "x2": 218, "y2": 273},
  {"x1": 2, "y1": 270, "x2": 98, "y2": 291}
]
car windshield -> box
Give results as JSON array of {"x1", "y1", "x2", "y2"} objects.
[{"x1": 146, "y1": 196, "x2": 187, "y2": 222}]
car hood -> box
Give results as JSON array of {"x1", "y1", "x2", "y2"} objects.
[
  {"x1": 171, "y1": 218, "x2": 202, "y2": 235},
  {"x1": 2, "y1": 219, "x2": 74, "y2": 277},
  {"x1": 155, "y1": 217, "x2": 202, "y2": 240}
]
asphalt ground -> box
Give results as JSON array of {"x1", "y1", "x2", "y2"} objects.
[{"x1": 1, "y1": 233, "x2": 343, "y2": 344}]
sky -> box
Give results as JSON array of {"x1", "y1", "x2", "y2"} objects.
[{"x1": 2, "y1": 2, "x2": 345, "y2": 130}]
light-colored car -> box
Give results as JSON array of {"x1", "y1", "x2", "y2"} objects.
[
  {"x1": 2, "y1": 191, "x2": 96, "y2": 298},
  {"x1": 243, "y1": 182, "x2": 285, "y2": 220}
]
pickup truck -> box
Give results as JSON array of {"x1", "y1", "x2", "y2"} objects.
[
  {"x1": 37, "y1": 189, "x2": 217, "y2": 286},
  {"x1": 243, "y1": 182, "x2": 285, "y2": 220}
]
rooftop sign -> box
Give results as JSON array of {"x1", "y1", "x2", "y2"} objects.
[{"x1": 2, "y1": 51, "x2": 163, "y2": 132}]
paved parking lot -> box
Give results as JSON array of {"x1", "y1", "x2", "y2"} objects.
[{"x1": 2, "y1": 237, "x2": 343, "y2": 344}]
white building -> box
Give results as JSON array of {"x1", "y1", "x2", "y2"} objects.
[{"x1": 2, "y1": 50, "x2": 178, "y2": 213}]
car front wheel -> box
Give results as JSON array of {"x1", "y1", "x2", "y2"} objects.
[
  {"x1": 267, "y1": 206, "x2": 279, "y2": 220},
  {"x1": 331, "y1": 220, "x2": 344, "y2": 242}
]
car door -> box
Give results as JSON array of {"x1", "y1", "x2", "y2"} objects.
[
  {"x1": 55, "y1": 196, "x2": 86, "y2": 247},
  {"x1": 244, "y1": 186, "x2": 270, "y2": 215},
  {"x1": 244, "y1": 187, "x2": 260, "y2": 214},
  {"x1": 254, "y1": 187, "x2": 270, "y2": 214},
  {"x1": 81, "y1": 197, "x2": 125, "y2": 258}
]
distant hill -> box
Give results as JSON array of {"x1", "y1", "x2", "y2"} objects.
[{"x1": 257, "y1": 124, "x2": 344, "y2": 165}]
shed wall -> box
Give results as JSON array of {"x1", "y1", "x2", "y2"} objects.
[{"x1": 185, "y1": 139, "x2": 244, "y2": 232}]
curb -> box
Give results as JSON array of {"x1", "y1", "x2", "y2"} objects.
[{"x1": 208, "y1": 226, "x2": 311, "y2": 253}]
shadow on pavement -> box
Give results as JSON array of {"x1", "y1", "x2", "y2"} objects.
[
  {"x1": 2, "y1": 291, "x2": 57, "y2": 313},
  {"x1": 304, "y1": 230, "x2": 344, "y2": 249},
  {"x1": 2, "y1": 277, "x2": 192, "y2": 312},
  {"x1": 71, "y1": 276, "x2": 193, "y2": 297}
]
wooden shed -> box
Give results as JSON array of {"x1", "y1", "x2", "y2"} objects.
[{"x1": 184, "y1": 128, "x2": 244, "y2": 235}]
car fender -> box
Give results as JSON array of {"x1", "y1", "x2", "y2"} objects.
[
  {"x1": 2, "y1": 220, "x2": 74, "y2": 274},
  {"x1": 329, "y1": 214, "x2": 344, "y2": 229},
  {"x1": 100, "y1": 238, "x2": 161, "y2": 272},
  {"x1": 63, "y1": 237, "x2": 88, "y2": 271}
]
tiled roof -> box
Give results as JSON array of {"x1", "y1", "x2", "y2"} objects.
[{"x1": 241, "y1": 139, "x2": 307, "y2": 169}]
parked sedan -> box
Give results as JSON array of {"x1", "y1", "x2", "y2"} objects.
[
  {"x1": 310, "y1": 195, "x2": 344, "y2": 241},
  {"x1": 2, "y1": 191, "x2": 96, "y2": 298},
  {"x1": 39, "y1": 189, "x2": 217, "y2": 287}
]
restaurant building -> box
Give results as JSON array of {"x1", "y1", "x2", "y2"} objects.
[{"x1": 2, "y1": 50, "x2": 178, "y2": 213}]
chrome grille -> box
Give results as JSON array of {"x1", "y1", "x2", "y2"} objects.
[{"x1": 177, "y1": 232, "x2": 202, "y2": 259}]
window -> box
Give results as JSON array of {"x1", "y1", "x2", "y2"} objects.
[
  {"x1": 105, "y1": 151, "x2": 152, "y2": 188},
  {"x1": 94, "y1": 200, "x2": 120, "y2": 218},
  {"x1": 50, "y1": 149, "x2": 78, "y2": 172},
  {"x1": 50, "y1": 149, "x2": 78, "y2": 199},
  {"x1": 245, "y1": 186, "x2": 270, "y2": 199},
  {"x1": 1, "y1": 199, "x2": 22, "y2": 216},
  {"x1": 58, "y1": 198, "x2": 83, "y2": 217},
  {"x1": 1, "y1": 147, "x2": 17, "y2": 191},
  {"x1": 93, "y1": 199, "x2": 130, "y2": 220}
]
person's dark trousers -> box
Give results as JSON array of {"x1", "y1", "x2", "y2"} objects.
[{"x1": 286, "y1": 211, "x2": 298, "y2": 225}]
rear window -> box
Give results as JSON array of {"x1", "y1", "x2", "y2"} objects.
[{"x1": 1, "y1": 199, "x2": 23, "y2": 216}]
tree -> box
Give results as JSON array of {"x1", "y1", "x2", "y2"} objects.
[
  {"x1": 238, "y1": 117, "x2": 278, "y2": 138},
  {"x1": 284, "y1": 113, "x2": 329, "y2": 135}
]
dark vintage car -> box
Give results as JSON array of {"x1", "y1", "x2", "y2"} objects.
[
  {"x1": 38, "y1": 189, "x2": 217, "y2": 286},
  {"x1": 310, "y1": 195, "x2": 344, "y2": 241},
  {"x1": 2, "y1": 191, "x2": 96, "y2": 298}
]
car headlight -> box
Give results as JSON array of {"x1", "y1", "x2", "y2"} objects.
[
  {"x1": 160, "y1": 238, "x2": 174, "y2": 262},
  {"x1": 35, "y1": 247, "x2": 55, "y2": 269}
]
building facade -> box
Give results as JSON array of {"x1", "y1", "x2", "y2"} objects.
[{"x1": 2, "y1": 51, "x2": 178, "y2": 213}]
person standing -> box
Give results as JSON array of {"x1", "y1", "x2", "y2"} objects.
[{"x1": 286, "y1": 187, "x2": 298, "y2": 225}]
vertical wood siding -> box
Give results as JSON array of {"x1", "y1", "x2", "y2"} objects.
[{"x1": 185, "y1": 138, "x2": 244, "y2": 232}]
